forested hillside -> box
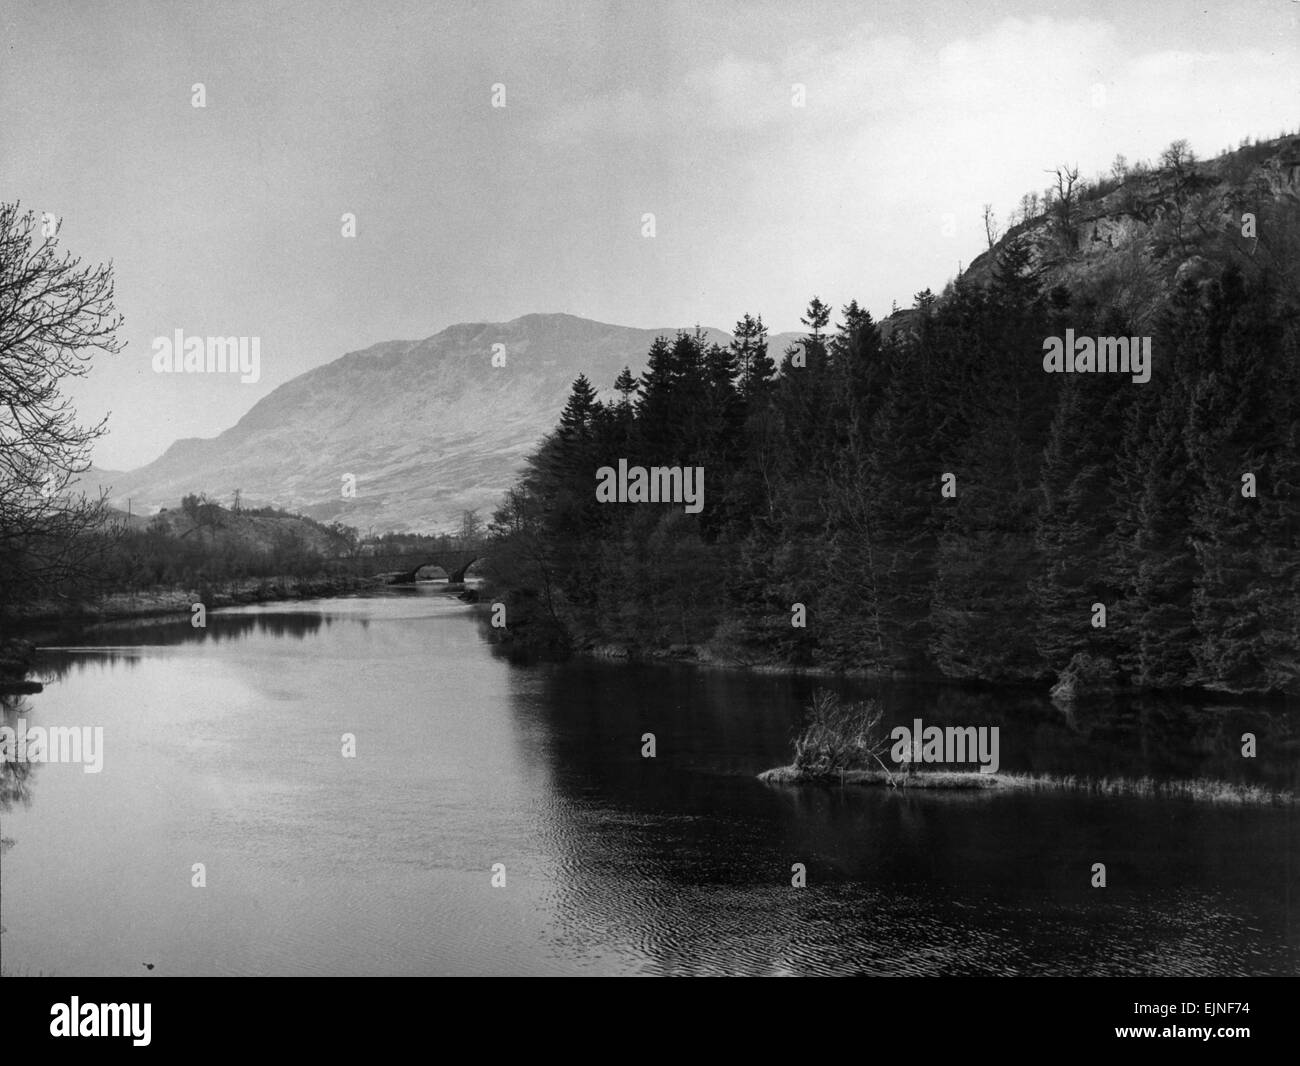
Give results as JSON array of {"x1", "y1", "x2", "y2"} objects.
[{"x1": 484, "y1": 137, "x2": 1300, "y2": 696}]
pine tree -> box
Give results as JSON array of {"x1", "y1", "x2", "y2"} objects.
[
  {"x1": 867, "y1": 331, "x2": 946, "y2": 669},
  {"x1": 614, "y1": 365, "x2": 639, "y2": 402},
  {"x1": 1185, "y1": 268, "x2": 1290, "y2": 690},
  {"x1": 1131, "y1": 387, "x2": 1199, "y2": 688},
  {"x1": 929, "y1": 254, "x2": 1051, "y2": 683},
  {"x1": 611, "y1": 365, "x2": 639, "y2": 443},
  {"x1": 1031, "y1": 302, "x2": 1132, "y2": 678},
  {"x1": 731, "y1": 313, "x2": 775, "y2": 402},
  {"x1": 802, "y1": 296, "x2": 832, "y2": 342},
  {"x1": 1031, "y1": 372, "x2": 1128, "y2": 675},
  {"x1": 558, "y1": 373, "x2": 598, "y2": 441},
  {"x1": 635, "y1": 336, "x2": 676, "y2": 463},
  {"x1": 814, "y1": 303, "x2": 888, "y2": 666}
]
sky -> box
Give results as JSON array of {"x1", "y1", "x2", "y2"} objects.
[{"x1": 2, "y1": 0, "x2": 1298, "y2": 469}]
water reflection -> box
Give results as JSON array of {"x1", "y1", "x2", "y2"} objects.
[
  {"x1": 1, "y1": 693, "x2": 38, "y2": 815},
  {"x1": 510, "y1": 663, "x2": 1299, "y2": 974},
  {"x1": 2, "y1": 596, "x2": 1296, "y2": 976},
  {"x1": 27, "y1": 610, "x2": 374, "y2": 687}
]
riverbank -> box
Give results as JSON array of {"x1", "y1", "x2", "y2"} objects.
[
  {"x1": 559, "y1": 637, "x2": 1296, "y2": 702},
  {"x1": 757, "y1": 765, "x2": 1297, "y2": 805},
  {"x1": 566, "y1": 638, "x2": 923, "y2": 680},
  {"x1": 5, "y1": 573, "x2": 384, "y2": 636}
]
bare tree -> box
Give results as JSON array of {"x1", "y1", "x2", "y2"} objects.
[
  {"x1": 458, "y1": 508, "x2": 485, "y2": 548},
  {"x1": 1018, "y1": 191, "x2": 1040, "y2": 225},
  {"x1": 1045, "y1": 164, "x2": 1081, "y2": 251},
  {"x1": 982, "y1": 203, "x2": 1000, "y2": 250},
  {"x1": 327, "y1": 520, "x2": 360, "y2": 559},
  {"x1": 0, "y1": 203, "x2": 124, "y2": 617},
  {"x1": 1157, "y1": 139, "x2": 1200, "y2": 249},
  {"x1": 1160, "y1": 138, "x2": 1195, "y2": 172}
]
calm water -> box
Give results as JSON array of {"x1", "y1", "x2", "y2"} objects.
[{"x1": 2, "y1": 590, "x2": 1297, "y2": 975}]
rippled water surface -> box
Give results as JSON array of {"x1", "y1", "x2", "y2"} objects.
[{"x1": 2, "y1": 591, "x2": 1297, "y2": 975}]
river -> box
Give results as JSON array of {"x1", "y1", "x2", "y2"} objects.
[{"x1": 2, "y1": 590, "x2": 1296, "y2": 975}]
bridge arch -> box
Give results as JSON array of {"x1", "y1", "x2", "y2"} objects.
[
  {"x1": 378, "y1": 550, "x2": 482, "y2": 585},
  {"x1": 410, "y1": 556, "x2": 479, "y2": 583}
]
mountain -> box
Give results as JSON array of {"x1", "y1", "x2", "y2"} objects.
[
  {"x1": 90, "y1": 137, "x2": 1300, "y2": 535},
  {"x1": 96, "y1": 313, "x2": 802, "y2": 533}
]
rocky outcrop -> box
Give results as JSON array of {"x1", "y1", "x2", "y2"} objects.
[{"x1": 961, "y1": 135, "x2": 1300, "y2": 313}]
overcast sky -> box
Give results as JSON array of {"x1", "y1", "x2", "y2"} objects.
[{"x1": 3, "y1": 0, "x2": 1298, "y2": 469}]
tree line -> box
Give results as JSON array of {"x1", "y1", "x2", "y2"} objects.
[{"x1": 485, "y1": 211, "x2": 1299, "y2": 695}]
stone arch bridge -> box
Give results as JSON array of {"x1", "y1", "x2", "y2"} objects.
[{"x1": 368, "y1": 550, "x2": 482, "y2": 584}]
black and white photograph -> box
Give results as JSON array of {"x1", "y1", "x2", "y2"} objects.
[{"x1": 1, "y1": 0, "x2": 1297, "y2": 1042}]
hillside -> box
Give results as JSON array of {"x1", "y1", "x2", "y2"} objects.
[
  {"x1": 481, "y1": 134, "x2": 1300, "y2": 695},
  {"x1": 94, "y1": 314, "x2": 800, "y2": 533},
  {"x1": 1015, "y1": 138, "x2": 1292, "y2": 269},
  {"x1": 90, "y1": 137, "x2": 1300, "y2": 538},
  {"x1": 141, "y1": 501, "x2": 352, "y2": 558},
  {"x1": 885, "y1": 134, "x2": 1300, "y2": 338}
]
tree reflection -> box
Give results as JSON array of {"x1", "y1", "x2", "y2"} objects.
[{"x1": 1, "y1": 692, "x2": 36, "y2": 815}]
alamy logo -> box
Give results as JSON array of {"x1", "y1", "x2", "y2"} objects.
[
  {"x1": 595, "y1": 459, "x2": 704, "y2": 514},
  {"x1": 1042, "y1": 329, "x2": 1151, "y2": 383},
  {"x1": 50, "y1": 998, "x2": 150, "y2": 1046},
  {"x1": 151, "y1": 330, "x2": 261, "y2": 383},
  {"x1": 890, "y1": 718, "x2": 1000, "y2": 774},
  {"x1": 0, "y1": 718, "x2": 104, "y2": 773}
]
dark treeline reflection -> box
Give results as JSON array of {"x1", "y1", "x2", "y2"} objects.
[
  {"x1": 516, "y1": 662, "x2": 1300, "y2": 791},
  {"x1": 506, "y1": 662, "x2": 1299, "y2": 975},
  {"x1": 1, "y1": 693, "x2": 38, "y2": 818},
  {"x1": 31, "y1": 610, "x2": 362, "y2": 681}
]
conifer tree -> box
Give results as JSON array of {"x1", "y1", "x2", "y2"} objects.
[{"x1": 731, "y1": 313, "x2": 775, "y2": 402}]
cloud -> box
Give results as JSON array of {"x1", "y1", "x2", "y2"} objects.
[{"x1": 595, "y1": 13, "x2": 1300, "y2": 324}]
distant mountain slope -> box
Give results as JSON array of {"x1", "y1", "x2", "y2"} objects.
[
  {"x1": 97, "y1": 314, "x2": 802, "y2": 533},
  {"x1": 93, "y1": 139, "x2": 1300, "y2": 535}
]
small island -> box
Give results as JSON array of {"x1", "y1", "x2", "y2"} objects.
[{"x1": 759, "y1": 691, "x2": 1294, "y2": 806}]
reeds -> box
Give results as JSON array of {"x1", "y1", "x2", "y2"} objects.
[{"x1": 998, "y1": 772, "x2": 1292, "y2": 805}]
